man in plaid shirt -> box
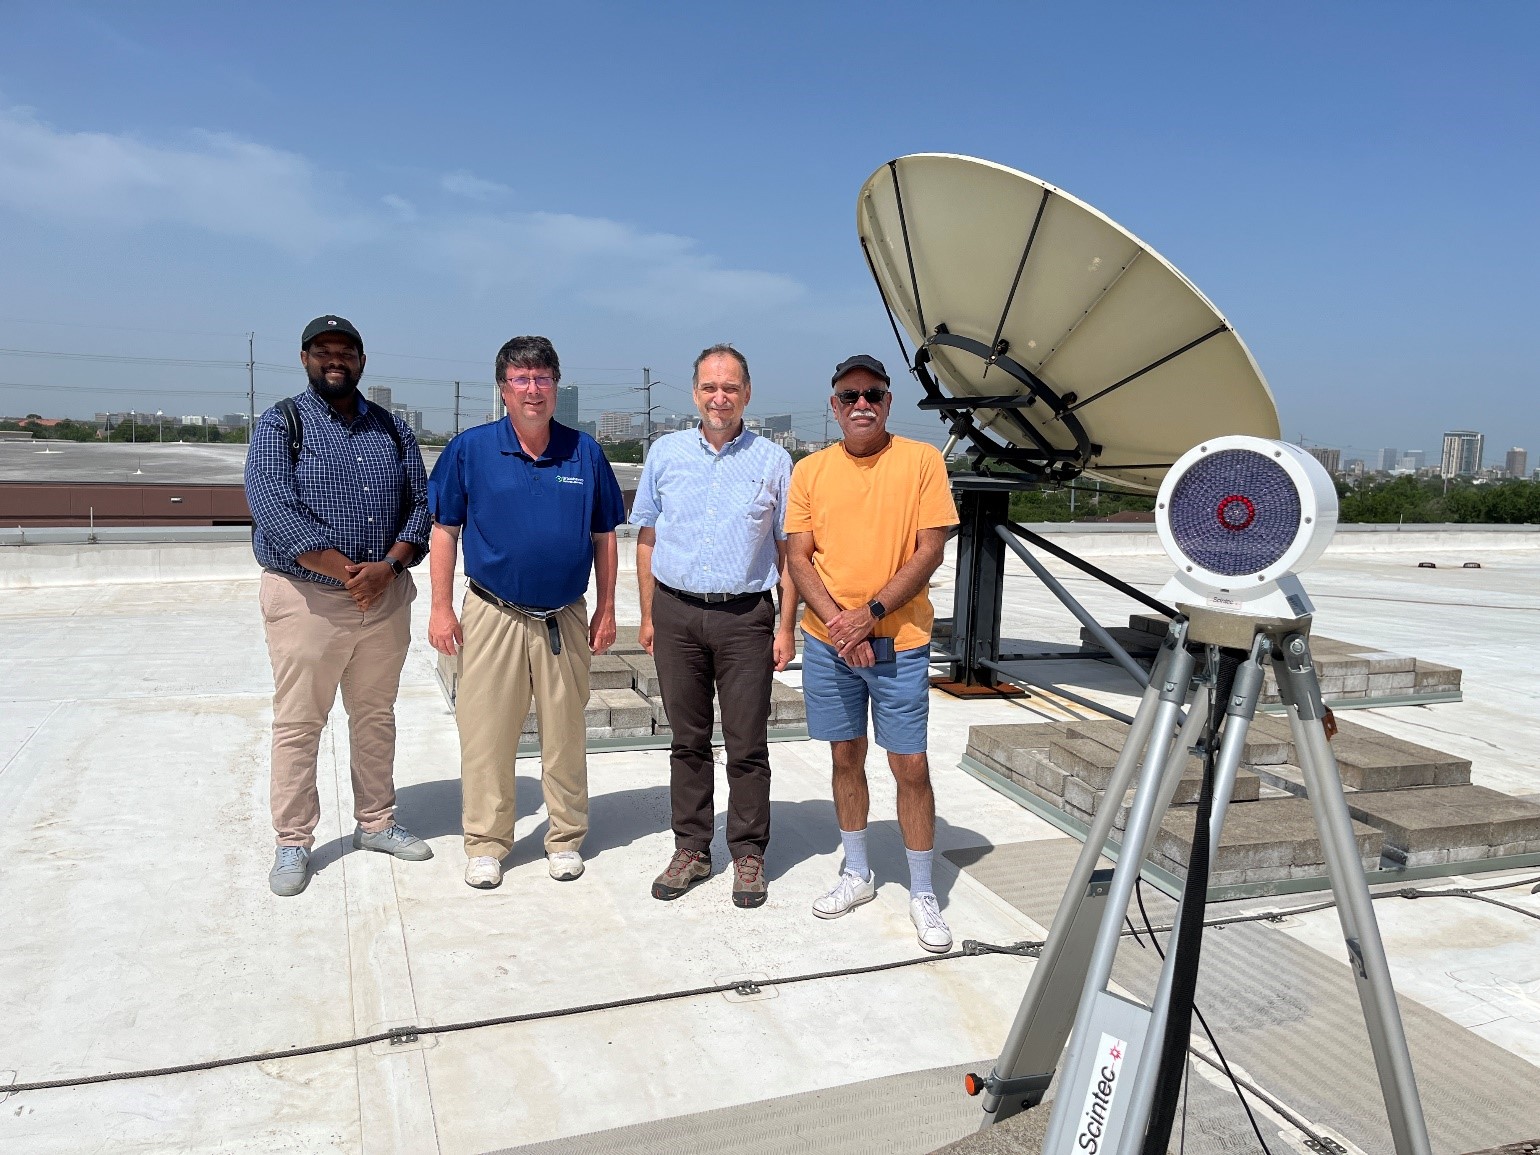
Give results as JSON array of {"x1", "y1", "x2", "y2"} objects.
[{"x1": 245, "y1": 315, "x2": 433, "y2": 897}]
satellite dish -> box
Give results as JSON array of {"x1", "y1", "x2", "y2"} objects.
[
  {"x1": 1155, "y1": 435, "x2": 1338, "y2": 618},
  {"x1": 857, "y1": 154, "x2": 1281, "y2": 493}
]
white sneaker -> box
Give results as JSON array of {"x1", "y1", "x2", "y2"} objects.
[
  {"x1": 910, "y1": 893, "x2": 953, "y2": 953},
  {"x1": 812, "y1": 869, "x2": 876, "y2": 919},
  {"x1": 547, "y1": 850, "x2": 584, "y2": 881},
  {"x1": 465, "y1": 856, "x2": 503, "y2": 889}
]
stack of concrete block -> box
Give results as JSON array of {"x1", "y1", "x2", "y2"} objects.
[
  {"x1": 1251, "y1": 715, "x2": 1472, "y2": 795},
  {"x1": 964, "y1": 708, "x2": 1540, "y2": 892},
  {"x1": 1099, "y1": 615, "x2": 1463, "y2": 707},
  {"x1": 1147, "y1": 797, "x2": 1382, "y2": 888},
  {"x1": 441, "y1": 626, "x2": 808, "y2": 746},
  {"x1": 1344, "y1": 786, "x2": 1540, "y2": 868},
  {"x1": 646, "y1": 677, "x2": 807, "y2": 738}
]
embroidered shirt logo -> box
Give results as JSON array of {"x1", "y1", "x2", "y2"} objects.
[{"x1": 556, "y1": 475, "x2": 585, "y2": 485}]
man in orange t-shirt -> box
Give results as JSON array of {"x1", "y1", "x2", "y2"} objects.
[{"x1": 785, "y1": 354, "x2": 959, "y2": 953}]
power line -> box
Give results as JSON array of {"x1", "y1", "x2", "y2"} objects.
[{"x1": 0, "y1": 347, "x2": 245, "y2": 369}]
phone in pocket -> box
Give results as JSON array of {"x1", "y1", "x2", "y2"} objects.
[{"x1": 869, "y1": 636, "x2": 896, "y2": 664}]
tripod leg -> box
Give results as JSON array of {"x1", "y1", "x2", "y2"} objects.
[
  {"x1": 979, "y1": 619, "x2": 1187, "y2": 1125},
  {"x1": 1041, "y1": 640, "x2": 1199, "y2": 1152},
  {"x1": 1116, "y1": 638, "x2": 1269, "y2": 1152},
  {"x1": 1276, "y1": 634, "x2": 1433, "y2": 1155}
]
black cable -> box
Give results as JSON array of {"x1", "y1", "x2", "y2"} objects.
[
  {"x1": 2, "y1": 939, "x2": 1016, "y2": 1095},
  {"x1": 8, "y1": 873, "x2": 1535, "y2": 1099},
  {"x1": 1136, "y1": 880, "x2": 1280, "y2": 1155},
  {"x1": 1143, "y1": 649, "x2": 1239, "y2": 1155}
]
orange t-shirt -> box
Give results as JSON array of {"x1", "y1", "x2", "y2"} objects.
[{"x1": 785, "y1": 436, "x2": 958, "y2": 652}]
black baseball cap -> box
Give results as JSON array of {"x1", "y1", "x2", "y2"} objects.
[
  {"x1": 831, "y1": 354, "x2": 890, "y2": 388},
  {"x1": 301, "y1": 315, "x2": 363, "y2": 352}
]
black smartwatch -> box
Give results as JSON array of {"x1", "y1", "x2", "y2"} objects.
[
  {"x1": 386, "y1": 556, "x2": 405, "y2": 576},
  {"x1": 867, "y1": 598, "x2": 887, "y2": 621}
]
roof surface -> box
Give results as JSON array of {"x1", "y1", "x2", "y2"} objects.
[{"x1": 1, "y1": 528, "x2": 1536, "y2": 1153}]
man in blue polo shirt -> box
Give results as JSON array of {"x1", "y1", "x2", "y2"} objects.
[
  {"x1": 427, "y1": 335, "x2": 625, "y2": 890},
  {"x1": 631, "y1": 344, "x2": 796, "y2": 908},
  {"x1": 246, "y1": 314, "x2": 433, "y2": 898}
]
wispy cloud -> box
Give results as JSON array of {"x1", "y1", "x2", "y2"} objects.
[
  {"x1": 0, "y1": 105, "x2": 806, "y2": 321},
  {"x1": 0, "y1": 106, "x2": 370, "y2": 250},
  {"x1": 440, "y1": 169, "x2": 509, "y2": 201}
]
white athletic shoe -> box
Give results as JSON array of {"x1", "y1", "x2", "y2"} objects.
[
  {"x1": 910, "y1": 893, "x2": 953, "y2": 953},
  {"x1": 464, "y1": 856, "x2": 503, "y2": 889},
  {"x1": 812, "y1": 869, "x2": 876, "y2": 919},
  {"x1": 547, "y1": 850, "x2": 585, "y2": 881}
]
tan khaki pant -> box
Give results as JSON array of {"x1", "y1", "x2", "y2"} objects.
[
  {"x1": 457, "y1": 592, "x2": 591, "y2": 859},
  {"x1": 259, "y1": 570, "x2": 415, "y2": 849}
]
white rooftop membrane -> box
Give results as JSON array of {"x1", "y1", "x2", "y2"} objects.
[{"x1": 1, "y1": 527, "x2": 1537, "y2": 1152}]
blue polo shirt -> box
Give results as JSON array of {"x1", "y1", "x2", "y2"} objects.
[{"x1": 429, "y1": 419, "x2": 625, "y2": 609}]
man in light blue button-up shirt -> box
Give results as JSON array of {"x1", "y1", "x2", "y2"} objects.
[{"x1": 630, "y1": 344, "x2": 797, "y2": 909}]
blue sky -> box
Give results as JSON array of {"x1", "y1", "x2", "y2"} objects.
[{"x1": 0, "y1": 1, "x2": 1535, "y2": 464}]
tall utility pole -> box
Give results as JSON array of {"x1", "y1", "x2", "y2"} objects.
[
  {"x1": 246, "y1": 332, "x2": 256, "y2": 439},
  {"x1": 642, "y1": 367, "x2": 652, "y2": 459},
  {"x1": 453, "y1": 381, "x2": 461, "y2": 436}
]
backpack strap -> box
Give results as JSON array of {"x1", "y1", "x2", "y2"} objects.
[
  {"x1": 380, "y1": 410, "x2": 405, "y2": 461},
  {"x1": 277, "y1": 396, "x2": 303, "y2": 466}
]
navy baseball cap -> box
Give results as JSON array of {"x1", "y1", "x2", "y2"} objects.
[
  {"x1": 301, "y1": 315, "x2": 363, "y2": 351},
  {"x1": 831, "y1": 354, "x2": 890, "y2": 388}
]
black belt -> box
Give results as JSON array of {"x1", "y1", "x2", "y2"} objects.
[
  {"x1": 468, "y1": 579, "x2": 565, "y2": 655},
  {"x1": 656, "y1": 581, "x2": 769, "y2": 608}
]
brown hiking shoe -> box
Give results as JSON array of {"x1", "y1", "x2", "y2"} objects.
[
  {"x1": 732, "y1": 854, "x2": 768, "y2": 908},
  {"x1": 652, "y1": 849, "x2": 711, "y2": 900}
]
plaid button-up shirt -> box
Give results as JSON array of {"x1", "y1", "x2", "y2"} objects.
[{"x1": 245, "y1": 388, "x2": 431, "y2": 586}]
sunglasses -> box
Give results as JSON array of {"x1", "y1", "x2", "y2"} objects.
[{"x1": 834, "y1": 387, "x2": 889, "y2": 406}]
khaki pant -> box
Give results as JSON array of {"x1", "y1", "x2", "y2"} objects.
[
  {"x1": 259, "y1": 570, "x2": 415, "y2": 849},
  {"x1": 457, "y1": 591, "x2": 591, "y2": 859}
]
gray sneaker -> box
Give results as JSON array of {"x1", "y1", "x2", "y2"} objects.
[
  {"x1": 352, "y1": 823, "x2": 434, "y2": 861},
  {"x1": 651, "y1": 848, "x2": 711, "y2": 900},
  {"x1": 270, "y1": 846, "x2": 311, "y2": 896}
]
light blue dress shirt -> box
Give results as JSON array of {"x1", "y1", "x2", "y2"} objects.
[{"x1": 629, "y1": 425, "x2": 792, "y2": 595}]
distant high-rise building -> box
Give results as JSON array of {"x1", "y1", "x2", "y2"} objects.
[
  {"x1": 1306, "y1": 446, "x2": 1341, "y2": 474},
  {"x1": 1398, "y1": 451, "x2": 1425, "y2": 472},
  {"x1": 762, "y1": 413, "x2": 793, "y2": 434},
  {"x1": 1505, "y1": 448, "x2": 1527, "y2": 478},
  {"x1": 366, "y1": 385, "x2": 393, "y2": 411},
  {"x1": 391, "y1": 404, "x2": 424, "y2": 435},
  {"x1": 1440, "y1": 431, "x2": 1483, "y2": 478},
  {"x1": 598, "y1": 412, "x2": 633, "y2": 442},
  {"x1": 557, "y1": 386, "x2": 580, "y2": 427},
  {"x1": 1377, "y1": 447, "x2": 1400, "y2": 472}
]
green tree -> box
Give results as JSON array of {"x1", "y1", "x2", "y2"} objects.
[{"x1": 602, "y1": 440, "x2": 645, "y2": 464}]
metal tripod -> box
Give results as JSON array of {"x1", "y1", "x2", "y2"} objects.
[{"x1": 971, "y1": 613, "x2": 1433, "y2": 1155}]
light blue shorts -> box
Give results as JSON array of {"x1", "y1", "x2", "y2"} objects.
[{"x1": 801, "y1": 632, "x2": 931, "y2": 754}]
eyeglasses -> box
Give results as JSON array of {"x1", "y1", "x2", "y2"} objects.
[
  {"x1": 505, "y1": 374, "x2": 557, "y2": 389},
  {"x1": 834, "y1": 387, "x2": 889, "y2": 406}
]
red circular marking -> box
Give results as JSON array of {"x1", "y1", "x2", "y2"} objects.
[{"x1": 1216, "y1": 494, "x2": 1255, "y2": 531}]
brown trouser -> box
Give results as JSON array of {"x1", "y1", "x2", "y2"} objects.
[
  {"x1": 457, "y1": 591, "x2": 591, "y2": 859},
  {"x1": 260, "y1": 569, "x2": 415, "y2": 849},
  {"x1": 652, "y1": 586, "x2": 775, "y2": 860}
]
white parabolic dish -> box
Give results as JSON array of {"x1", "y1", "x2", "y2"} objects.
[{"x1": 858, "y1": 154, "x2": 1281, "y2": 493}]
